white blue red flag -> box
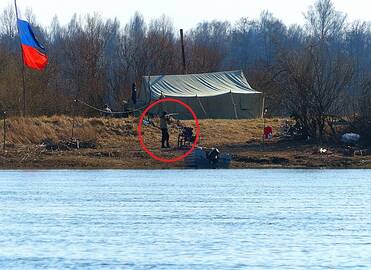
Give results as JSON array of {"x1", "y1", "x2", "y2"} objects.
[{"x1": 14, "y1": 0, "x2": 48, "y2": 70}]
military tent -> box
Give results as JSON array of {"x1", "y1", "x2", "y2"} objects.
[{"x1": 138, "y1": 70, "x2": 264, "y2": 119}]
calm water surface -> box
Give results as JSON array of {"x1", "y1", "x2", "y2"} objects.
[{"x1": 0, "y1": 170, "x2": 370, "y2": 269}]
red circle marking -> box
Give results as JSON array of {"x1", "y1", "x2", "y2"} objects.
[{"x1": 138, "y1": 98, "x2": 200, "y2": 163}]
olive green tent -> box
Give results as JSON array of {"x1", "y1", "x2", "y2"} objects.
[{"x1": 139, "y1": 70, "x2": 264, "y2": 119}]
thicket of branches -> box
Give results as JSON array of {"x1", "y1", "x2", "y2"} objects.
[{"x1": 0, "y1": 0, "x2": 370, "y2": 140}]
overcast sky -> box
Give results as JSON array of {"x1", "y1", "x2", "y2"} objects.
[{"x1": 4, "y1": 0, "x2": 371, "y2": 29}]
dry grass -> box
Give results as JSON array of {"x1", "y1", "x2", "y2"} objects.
[
  {"x1": 1, "y1": 115, "x2": 282, "y2": 146},
  {"x1": 198, "y1": 118, "x2": 282, "y2": 146},
  {"x1": 0, "y1": 115, "x2": 369, "y2": 169},
  {"x1": 1, "y1": 115, "x2": 138, "y2": 145}
]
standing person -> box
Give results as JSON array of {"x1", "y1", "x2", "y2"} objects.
[
  {"x1": 131, "y1": 83, "x2": 137, "y2": 105},
  {"x1": 103, "y1": 104, "x2": 112, "y2": 117},
  {"x1": 158, "y1": 91, "x2": 165, "y2": 115},
  {"x1": 160, "y1": 111, "x2": 171, "y2": 149},
  {"x1": 122, "y1": 100, "x2": 128, "y2": 118}
]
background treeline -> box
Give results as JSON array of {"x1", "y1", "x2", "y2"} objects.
[{"x1": 0, "y1": 0, "x2": 370, "y2": 139}]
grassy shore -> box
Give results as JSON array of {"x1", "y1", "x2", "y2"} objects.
[{"x1": 0, "y1": 115, "x2": 369, "y2": 169}]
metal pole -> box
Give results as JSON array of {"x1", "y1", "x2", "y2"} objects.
[
  {"x1": 71, "y1": 100, "x2": 76, "y2": 139},
  {"x1": 230, "y1": 91, "x2": 238, "y2": 120},
  {"x1": 14, "y1": 0, "x2": 19, "y2": 21},
  {"x1": 180, "y1": 29, "x2": 186, "y2": 74},
  {"x1": 22, "y1": 66, "x2": 26, "y2": 116},
  {"x1": 71, "y1": 117, "x2": 75, "y2": 139},
  {"x1": 196, "y1": 95, "x2": 208, "y2": 118},
  {"x1": 263, "y1": 112, "x2": 265, "y2": 144},
  {"x1": 148, "y1": 75, "x2": 152, "y2": 103},
  {"x1": 3, "y1": 112, "x2": 6, "y2": 152},
  {"x1": 261, "y1": 94, "x2": 267, "y2": 143},
  {"x1": 14, "y1": 0, "x2": 27, "y2": 117}
]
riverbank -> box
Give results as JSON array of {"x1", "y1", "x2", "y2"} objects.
[{"x1": 0, "y1": 116, "x2": 369, "y2": 169}]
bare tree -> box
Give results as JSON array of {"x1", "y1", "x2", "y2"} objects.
[
  {"x1": 351, "y1": 76, "x2": 371, "y2": 143},
  {"x1": 276, "y1": 44, "x2": 353, "y2": 140},
  {"x1": 146, "y1": 15, "x2": 178, "y2": 75},
  {"x1": 187, "y1": 20, "x2": 230, "y2": 73},
  {"x1": 0, "y1": 4, "x2": 16, "y2": 38},
  {"x1": 0, "y1": 2, "x2": 369, "y2": 118},
  {"x1": 304, "y1": 0, "x2": 346, "y2": 41},
  {"x1": 123, "y1": 12, "x2": 147, "y2": 84}
]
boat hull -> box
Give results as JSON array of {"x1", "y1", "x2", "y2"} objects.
[{"x1": 184, "y1": 148, "x2": 231, "y2": 169}]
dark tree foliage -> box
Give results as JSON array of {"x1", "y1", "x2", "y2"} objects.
[{"x1": 0, "y1": 0, "x2": 369, "y2": 138}]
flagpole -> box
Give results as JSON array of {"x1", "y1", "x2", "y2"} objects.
[{"x1": 14, "y1": 0, "x2": 27, "y2": 117}]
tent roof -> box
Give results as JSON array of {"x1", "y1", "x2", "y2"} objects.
[{"x1": 143, "y1": 70, "x2": 261, "y2": 98}]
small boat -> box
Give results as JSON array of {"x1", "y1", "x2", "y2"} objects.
[{"x1": 184, "y1": 147, "x2": 231, "y2": 169}]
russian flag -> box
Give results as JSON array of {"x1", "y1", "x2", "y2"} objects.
[{"x1": 15, "y1": 0, "x2": 48, "y2": 71}]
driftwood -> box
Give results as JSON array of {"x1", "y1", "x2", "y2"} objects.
[{"x1": 41, "y1": 139, "x2": 97, "y2": 151}]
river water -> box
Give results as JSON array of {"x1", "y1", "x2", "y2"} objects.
[{"x1": 0, "y1": 170, "x2": 370, "y2": 269}]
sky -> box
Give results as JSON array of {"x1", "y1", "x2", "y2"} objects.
[{"x1": 3, "y1": 0, "x2": 371, "y2": 30}]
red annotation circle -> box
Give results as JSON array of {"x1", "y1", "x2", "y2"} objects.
[{"x1": 138, "y1": 98, "x2": 200, "y2": 163}]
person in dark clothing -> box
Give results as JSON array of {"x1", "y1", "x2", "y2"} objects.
[
  {"x1": 160, "y1": 111, "x2": 171, "y2": 148},
  {"x1": 207, "y1": 148, "x2": 220, "y2": 167},
  {"x1": 131, "y1": 83, "x2": 137, "y2": 105},
  {"x1": 103, "y1": 104, "x2": 112, "y2": 117}
]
